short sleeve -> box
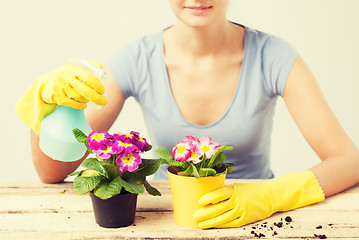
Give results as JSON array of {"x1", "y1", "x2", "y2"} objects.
[
  {"x1": 261, "y1": 35, "x2": 298, "y2": 97},
  {"x1": 107, "y1": 40, "x2": 141, "y2": 99}
]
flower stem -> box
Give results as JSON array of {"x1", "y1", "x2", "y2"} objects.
[{"x1": 115, "y1": 166, "x2": 121, "y2": 178}]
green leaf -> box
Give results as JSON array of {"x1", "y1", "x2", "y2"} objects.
[
  {"x1": 207, "y1": 145, "x2": 233, "y2": 167},
  {"x1": 212, "y1": 162, "x2": 233, "y2": 175},
  {"x1": 73, "y1": 175, "x2": 103, "y2": 195},
  {"x1": 122, "y1": 171, "x2": 143, "y2": 182},
  {"x1": 159, "y1": 158, "x2": 167, "y2": 165},
  {"x1": 211, "y1": 152, "x2": 226, "y2": 167},
  {"x1": 101, "y1": 164, "x2": 117, "y2": 180},
  {"x1": 80, "y1": 158, "x2": 107, "y2": 177},
  {"x1": 136, "y1": 159, "x2": 161, "y2": 176},
  {"x1": 199, "y1": 168, "x2": 217, "y2": 177},
  {"x1": 72, "y1": 128, "x2": 88, "y2": 144},
  {"x1": 155, "y1": 148, "x2": 188, "y2": 171},
  {"x1": 166, "y1": 159, "x2": 188, "y2": 170},
  {"x1": 119, "y1": 177, "x2": 145, "y2": 194},
  {"x1": 81, "y1": 170, "x2": 100, "y2": 177},
  {"x1": 225, "y1": 163, "x2": 234, "y2": 173},
  {"x1": 93, "y1": 174, "x2": 130, "y2": 199},
  {"x1": 93, "y1": 179, "x2": 115, "y2": 199},
  {"x1": 143, "y1": 180, "x2": 161, "y2": 196},
  {"x1": 106, "y1": 176, "x2": 124, "y2": 195},
  {"x1": 155, "y1": 147, "x2": 173, "y2": 160},
  {"x1": 68, "y1": 170, "x2": 83, "y2": 177},
  {"x1": 81, "y1": 157, "x2": 100, "y2": 168},
  {"x1": 177, "y1": 163, "x2": 200, "y2": 178},
  {"x1": 92, "y1": 179, "x2": 108, "y2": 198}
]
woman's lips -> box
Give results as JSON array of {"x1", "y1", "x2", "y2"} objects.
[{"x1": 184, "y1": 6, "x2": 213, "y2": 14}]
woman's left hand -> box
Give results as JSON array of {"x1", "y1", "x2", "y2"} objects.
[{"x1": 193, "y1": 170, "x2": 325, "y2": 229}]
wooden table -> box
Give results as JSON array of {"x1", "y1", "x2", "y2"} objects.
[{"x1": 1, "y1": 180, "x2": 358, "y2": 239}]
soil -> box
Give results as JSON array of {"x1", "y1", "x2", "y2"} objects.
[{"x1": 244, "y1": 215, "x2": 328, "y2": 239}]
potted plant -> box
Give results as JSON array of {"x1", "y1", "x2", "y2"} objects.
[
  {"x1": 155, "y1": 136, "x2": 233, "y2": 228},
  {"x1": 69, "y1": 128, "x2": 161, "y2": 228}
]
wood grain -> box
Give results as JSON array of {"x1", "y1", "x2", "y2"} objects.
[{"x1": 1, "y1": 180, "x2": 358, "y2": 239}]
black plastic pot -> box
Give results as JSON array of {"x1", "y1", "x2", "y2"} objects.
[{"x1": 89, "y1": 191, "x2": 138, "y2": 228}]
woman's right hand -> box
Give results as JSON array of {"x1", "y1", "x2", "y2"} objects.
[
  {"x1": 28, "y1": 64, "x2": 124, "y2": 184},
  {"x1": 41, "y1": 62, "x2": 107, "y2": 109},
  {"x1": 15, "y1": 60, "x2": 107, "y2": 136}
]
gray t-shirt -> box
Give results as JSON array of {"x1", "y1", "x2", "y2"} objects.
[{"x1": 108, "y1": 25, "x2": 298, "y2": 179}]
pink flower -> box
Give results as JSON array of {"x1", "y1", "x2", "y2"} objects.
[
  {"x1": 116, "y1": 152, "x2": 142, "y2": 172},
  {"x1": 87, "y1": 131, "x2": 113, "y2": 150},
  {"x1": 112, "y1": 140, "x2": 138, "y2": 155},
  {"x1": 172, "y1": 136, "x2": 222, "y2": 164},
  {"x1": 113, "y1": 132, "x2": 133, "y2": 143},
  {"x1": 172, "y1": 140, "x2": 193, "y2": 162},
  {"x1": 130, "y1": 131, "x2": 150, "y2": 152},
  {"x1": 113, "y1": 131, "x2": 149, "y2": 152},
  {"x1": 93, "y1": 145, "x2": 114, "y2": 159},
  {"x1": 196, "y1": 136, "x2": 221, "y2": 159},
  {"x1": 187, "y1": 151, "x2": 202, "y2": 164}
]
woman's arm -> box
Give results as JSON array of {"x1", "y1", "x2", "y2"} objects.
[
  {"x1": 193, "y1": 55, "x2": 359, "y2": 229},
  {"x1": 283, "y1": 56, "x2": 359, "y2": 197},
  {"x1": 31, "y1": 65, "x2": 125, "y2": 183}
]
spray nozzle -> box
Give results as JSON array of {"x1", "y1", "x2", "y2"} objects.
[
  {"x1": 70, "y1": 58, "x2": 106, "y2": 110},
  {"x1": 70, "y1": 58, "x2": 107, "y2": 81}
]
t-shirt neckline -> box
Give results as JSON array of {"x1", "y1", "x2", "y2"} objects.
[{"x1": 158, "y1": 24, "x2": 249, "y2": 129}]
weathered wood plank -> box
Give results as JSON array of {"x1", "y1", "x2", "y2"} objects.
[
  {"x1": 1, "y1": 210, "x2": 358, "y2": 239},
  {"x1": 1, "y1": 181, "x2": 358, "y2": 239},
  {"x1": 0, "y1": 181, "x2": 171, "y2": 195},
  {"x1": 1, "y1": 188, "x2": 358, "y2": 214},
  {"x1": 1, "y1": 180, "x2": 358, "y2": 194},
  {"x1": 0, "y1": 194, "x2": 174, "y2": 214}
]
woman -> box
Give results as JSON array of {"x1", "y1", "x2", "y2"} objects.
[{"x1": 16, "y1": 0, "x2": 359, "y2": 229}]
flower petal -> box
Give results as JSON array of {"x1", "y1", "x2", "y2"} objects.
[
  {"x1": 116, "y1": 152, "x2": 142, "y2": 172},
  {"x1": 87, "y1": 131, "x2": 113, "y2": 150}
]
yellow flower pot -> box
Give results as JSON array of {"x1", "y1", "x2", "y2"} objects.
[{"x1": 167, "y1": 166, "x2": 226, "y2": 228}]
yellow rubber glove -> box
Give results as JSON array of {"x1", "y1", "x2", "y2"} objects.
[
  {"x1": 193, "y1": 170, "x2": 325, "y2": 229},
  {"x1": 15, "y1": 61, "x2": 107, "y2": 136}
]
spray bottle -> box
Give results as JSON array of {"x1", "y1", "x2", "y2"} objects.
[{"x1": 39, "y1": 59, "x2": 105, "y2": 162}]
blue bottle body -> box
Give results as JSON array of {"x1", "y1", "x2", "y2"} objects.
[{"x1": 39, "y1": 105, "x2": 92, "y2": 162}]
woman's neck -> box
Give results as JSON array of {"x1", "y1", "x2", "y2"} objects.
[{"x1": 164, "y1": 21, "x2": 243, "y2": 58}]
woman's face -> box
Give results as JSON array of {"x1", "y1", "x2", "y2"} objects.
[{"x1": 168, "y1": 0, "x2": 230, "y2": 28}]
